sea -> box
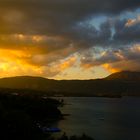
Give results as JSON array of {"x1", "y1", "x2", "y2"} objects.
[{"x1": 55, "y1": 97, "x2": 140, "y2": 140}]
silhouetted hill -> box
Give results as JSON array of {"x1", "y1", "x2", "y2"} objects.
[
  {"x1": 105, "y1": 71, "x2": 140, "y2": 81},
  {"x1": 0, "y1": 71, "x2": 140, "y2": 97},
  {"x1": 0, "y1": 76, "x2": 56, "y2": 90}
]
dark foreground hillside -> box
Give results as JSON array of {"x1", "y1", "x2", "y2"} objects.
[
  {"x1": 0, "y1": 93, "x2": 62, "y2": 140},
  {"x1": 0, "y1": 93, "x2": 94, "y2": 140}
]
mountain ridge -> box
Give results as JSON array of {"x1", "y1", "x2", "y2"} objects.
[
  {"x1": 105, "y1": 71, "x2": 140, "y2": 81},
  {"x1": 0, "y1": 71, "x2": 139, "y2": 97},
  {"x1": 0, "y1": 71, "x2": 140, "y2": 81}
]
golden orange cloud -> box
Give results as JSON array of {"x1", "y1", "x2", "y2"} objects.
[
  {"x1": 59, "y1": 56, "x2": 76, "y2": 70},
  {"x1": 0, "y1": 41, "x2": 78, "y2": 78},
  {"x1": 125, "y1": 15, "x2": 140, "y2": 27},
  {"x1": 102, "y1": 63, "x2": 120, "y2": 73},
  {"x1": 2, "y1": 33, "x2": 138, "y2": 79},
  {"x1": 0, "y1": 48, "x2": 44, "y2": 77},
  {"x1": 80, "y1": 63, "x2": 94, "y2": 69}
]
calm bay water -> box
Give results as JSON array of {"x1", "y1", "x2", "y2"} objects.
[{"x1": 56, "y1": 97, "x2": 140, "y2": 140}]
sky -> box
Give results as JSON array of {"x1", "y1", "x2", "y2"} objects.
[{"x1": 0, "y1": 0, "x2": 140, "y2": 79}]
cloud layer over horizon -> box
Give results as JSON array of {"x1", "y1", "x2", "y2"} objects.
[{"x1": 0, "y1": 0, "x2": 140, "y2": 79}]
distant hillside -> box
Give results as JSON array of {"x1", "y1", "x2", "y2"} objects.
[
  {"x1": 105, "y1": 71, "x2": 140, "y2": 81},
  {"x1": 0, "y1": 71, "x2": 139, "y2": 97},
  {"x1": 0, "y1": 76, "x2": 56, "y2": 90}
]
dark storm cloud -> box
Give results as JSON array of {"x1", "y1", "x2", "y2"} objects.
[
  {"x1": 0, "y1": 0, "x2": 140, "y2": 50},
  {"x1": 0, "y1": 0, "x2": 140, "y2": 74},
  {"x1": 0, "y1": 0, "x2": 140, "y2": 35},
  {"x1": 113, "y1": 19, "x2": 140, "y2": 44},
  {"x1": 0, "y1": 0, "x2": 140, "y2": 47}
]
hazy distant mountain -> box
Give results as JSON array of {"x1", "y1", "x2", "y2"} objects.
[
  {"x1": 105, "y1": 71, "x2": 140, "y2": 81},
  {"x1": 0, "y1": 71, "x2": 139, "y2": 97}
]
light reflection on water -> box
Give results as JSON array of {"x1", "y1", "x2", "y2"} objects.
[{"x1": 55, "y1": 97, "x2": 140, "y2": 140}]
